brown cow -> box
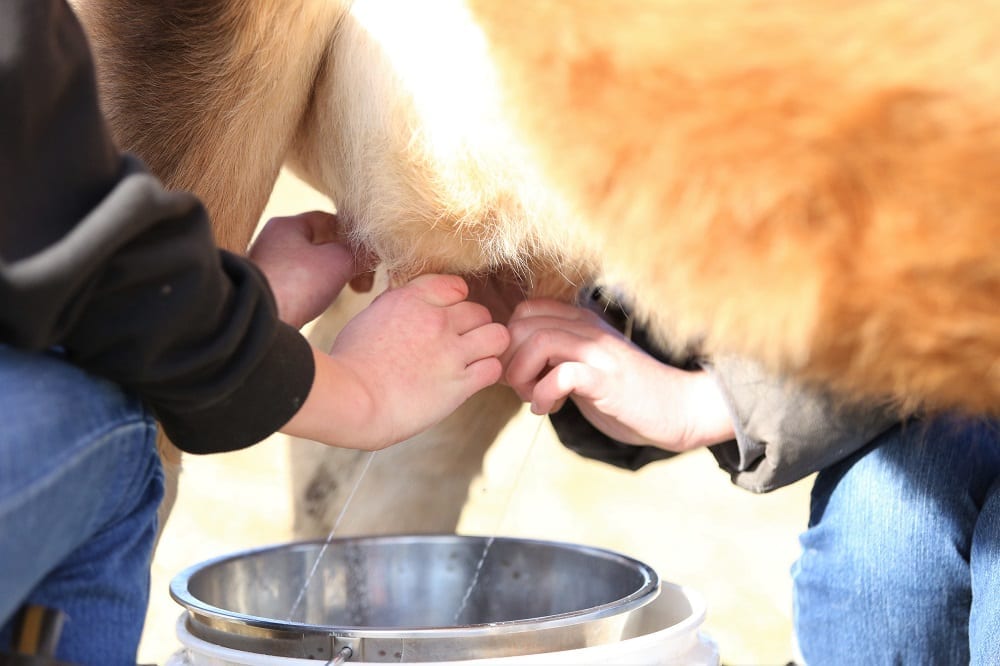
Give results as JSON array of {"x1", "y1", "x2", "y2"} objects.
[
  {"x1": 468, "y1": 0, "x2": 1000, "y2": 415},
  {"x1": 73, "y1": 0, "x2": 999, "y2": 537}
]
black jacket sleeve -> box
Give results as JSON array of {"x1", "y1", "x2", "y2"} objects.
[{"x1": 0, "y1": 0, "x2": 314, "y2": 454}]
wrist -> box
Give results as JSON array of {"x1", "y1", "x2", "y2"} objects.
[
  {"x1": 675, "y1": 370, "x2": 737, "y2": 450},
  {"x1": 280, "y1": 346, "x2": 379, "y2": 449},
  {"x1": 650, "y1": 367, "x2": 736, "y2": 452}
]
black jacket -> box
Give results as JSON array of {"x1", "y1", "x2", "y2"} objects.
[{"x1": 0, "y1": 0, "x2": 313, "y2": 454}]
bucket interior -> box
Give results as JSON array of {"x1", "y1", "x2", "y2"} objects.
[{"x1": 176, "y1": 536, "x2": 658, "y2": 629}]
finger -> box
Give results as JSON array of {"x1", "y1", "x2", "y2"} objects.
[
  {"x1": 462, "y1": 356, "x2": 504, "y2": 393},
  {"x1": 507, "y1": 315, "x2": 607, "y2": 352},
  {"x1": 510, "y1": 299, "x2": 593, "y2": 324},
  {"x1": 531, "y1": 362, "x2": 600, "y2": 414},
  {"x1": 263, "y1": 212, "x2": 372, "y2": 275},
  {"x1": 274, "y1": 241, "x2": 358, "y2": 327},
  {"x1": 448, "y1": 300, "x2": 494, "y2": 335},
  {"x1": 293, "y1": 210, "x2": 342, "y2": 243},
  {"x1": 252, "y1": 216, "x2": 337, "y2": 269},
  {"x1": 312, "y1": 241, "x2": 359, "y2": 285},
  {"x1": 405, "y1": 274, "x2": 469, "y2": 306},
  {"x1": 504, "y1": 329, "x2": 592, "y2": 399},
  {"x1": 460, "y1": 322, "x2": 511, "y2": 361},
  {"x1": 251, "y1": 216, "x2": 305, "y2": 254},
  {"x1": 259, "y1": 211, "x2": 335, "y2": 245},
  {"x1": 294, "y1": 212, "x2": 379, "y2": 282},
  {"x1": 269, "y1": 228, "x2": 354, "y2": 281}
]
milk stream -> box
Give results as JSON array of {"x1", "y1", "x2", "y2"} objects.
[
  {"x1": 287, "y1": 451, "x2": 377, "y2": 622},
  {"x1": 287, "y1": 411, "x2": 546, "y2": 658},
  {"x1": 452, "y1": 415, "x2": 546, "y2": 625}
]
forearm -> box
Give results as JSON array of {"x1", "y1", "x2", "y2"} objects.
[
  {"x1": 558, "y1": 350, "x2": 734, "y2": 453},
  {"x1": 668, "y1": 370, "x2": 737, "y2": 450},
  {"x1": 279, "y1": 347, "x2": 380, "y2": 450},
  {"x1": 550, "y1": 363, "x2": 735, "y2": 471}
]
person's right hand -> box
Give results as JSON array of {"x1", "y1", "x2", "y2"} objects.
[{"x1": 282, "y1": 274, "x2": 510, "y2": 450}]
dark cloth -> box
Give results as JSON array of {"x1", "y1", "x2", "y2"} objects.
[
  {"x1": 551, "y1": 400, "x2": 679, "y2": 471},
  {"x1": 550, "y1": 287, "x2": 898, "y2": 493},
  {"x1": 704, "y1": 355, "x2": 898, "y2": 493},
  {"x1": 0, "y1": 0, "x2": 314, "y2": 454},
  {"x1": 549, "y1": 289, "x2": 682, "y2": 470}
]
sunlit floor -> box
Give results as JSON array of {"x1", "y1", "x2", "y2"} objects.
[{"x1": 137, "y1": 173, "x2": 813, "y2": 666}]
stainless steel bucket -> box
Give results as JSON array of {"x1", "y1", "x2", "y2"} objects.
[{"x1": 170, "y1": 535, "x2": 660, "y2": 662}]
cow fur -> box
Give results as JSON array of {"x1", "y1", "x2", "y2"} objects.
[
  {"x1": 74, "y1": 0, "x2": 1000, "y2": 552},
  {"x1": 74, "y1": 0, "x2": 596, "y2": 299},
  {"x1": 76, "y1": 0, "x2": 1000, "y2": 417},
  {"x1": 468, "y1": 0, "x2": 1000, "y2": 415},
  {"x1": 73, "y1": 0, "x2": 559, "y2": 538}
]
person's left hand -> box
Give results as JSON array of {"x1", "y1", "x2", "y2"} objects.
[
  {"x1": 249, "y1": 211, "x2": 377, "y2": 328},
  {"x1": 504, "y1": 298, "x2": 735, "y2": 451}
]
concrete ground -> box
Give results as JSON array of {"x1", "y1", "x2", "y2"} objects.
[{"x1": 137, "y1": 174, "x2": 814, "y2": 665}]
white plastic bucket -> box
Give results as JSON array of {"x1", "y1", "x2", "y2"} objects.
[{"x1": 167, "y1": 582, "x2": 719, "y2": 666}]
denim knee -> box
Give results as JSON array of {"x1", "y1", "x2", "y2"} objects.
[
  {"x1": 0, "y1": 346, "x2": 154, "y2": 469},
  {"x1": 793, "y1": 416, "x2": 1000, "y2": 665},
  {"x1": 0, "y1": 347, "x2": 161, "y2": 633}
]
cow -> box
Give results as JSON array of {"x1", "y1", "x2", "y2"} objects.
[{"x1": 73, "y1": 0, "x2": 999, "y2": 540}]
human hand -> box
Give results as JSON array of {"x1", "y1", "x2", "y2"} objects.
[
  {"x1": 249, "y1": 211, "x2": 377, "y2": 329},
  {"x1": 282, "y1": 274, "x2": 510, "y2": 450},
  {"x1": 504, "y1": 299, "x2": 734, "y2": 452}
]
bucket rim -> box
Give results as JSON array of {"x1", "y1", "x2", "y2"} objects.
[{"x1": 170, "y1": 534, "x2": 661, "y2": 642}]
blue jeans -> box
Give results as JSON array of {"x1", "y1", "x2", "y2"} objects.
[
  {"x1": 793, "y1": 416, "x2": 1000, "y2": 665},
  {"x1": 0, "y1": 347, "x2": 163, "y2": 665}
]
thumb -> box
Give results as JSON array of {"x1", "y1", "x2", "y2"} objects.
[
  {"x1": 531, "y1": 362, "x2": 599, "y2": 413},
  {"x1": 403, "y1": 274, "x2": 471, "y2": 307}
]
